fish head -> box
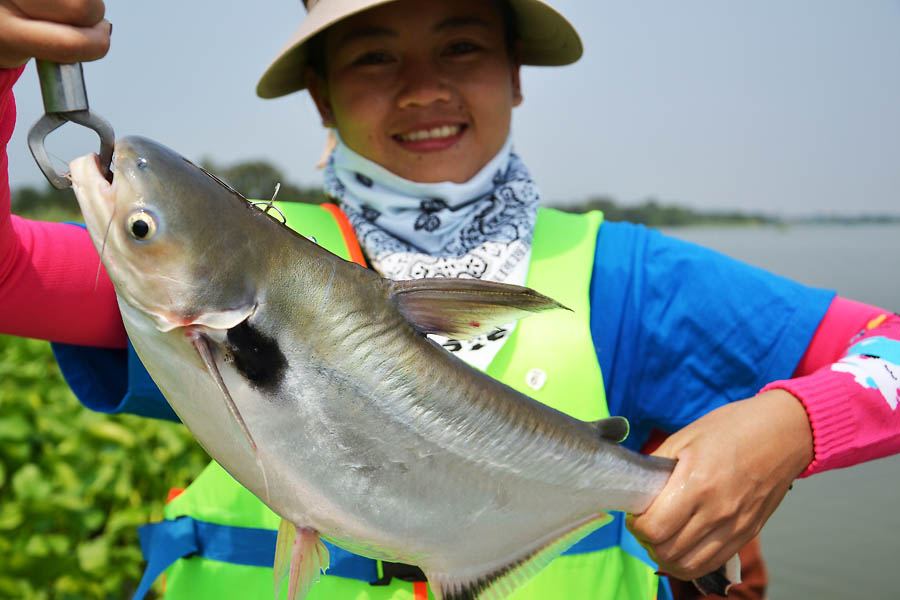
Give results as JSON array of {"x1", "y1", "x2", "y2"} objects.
[{"x1": 70, "y1": 136, "x2": 263, "y2": 333}]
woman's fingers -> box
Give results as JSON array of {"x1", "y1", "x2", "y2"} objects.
[
  {"x1": 627, "y1": 391, "x2": 813, "y2": 581},
  {"x1": 628, "y1": 447, "x2": 703, "y2": 550},
  {"x1": 0, "y1": 1, "x2": 109, "y2": 68},
  {"x1": 0, "y1": 15, "x2": 110, "y2": 68},
  {"x1": 9, "y1": 0, "x2": 105, "y2": 27}
]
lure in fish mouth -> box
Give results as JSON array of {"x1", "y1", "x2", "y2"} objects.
[{"x1": 69, "y1": 136, "x2": 739, "y2": 599}]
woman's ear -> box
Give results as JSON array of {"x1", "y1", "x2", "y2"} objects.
[
  {"x1": 306, "y1": 73, "x2": 336, "y2": 127},
  {"x1": 511, "y1": 62, "x2": 523, "y2": 107}
]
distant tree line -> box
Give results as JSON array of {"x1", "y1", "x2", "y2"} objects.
[
  {"x1": 199, "y1": 158, "x2": 325, "y2": 206},
  {"x1": 10, "y1": 158, "x2": 896, "y2": 226},
  {"x1": 555, "y1": 195, "x2": 775, "y2": 226}
]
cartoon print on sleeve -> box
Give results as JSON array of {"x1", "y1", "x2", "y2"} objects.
[{"x1": 832, "y1": 336, "x2": 900, "y2": 410}]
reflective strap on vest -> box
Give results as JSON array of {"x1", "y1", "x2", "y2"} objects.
[{"x1": 133, "y1": 513, "x2": 650, "y2": 600}]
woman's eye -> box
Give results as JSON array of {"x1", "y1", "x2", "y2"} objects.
[
  {"x1": 445, "y1": 41, "x2": 482, "y2": 56},
  {"x1": 126, "y1": 210, "x2": 158, "y2": 240},
  {"x1": 353, "y1": 51, "x2": 393, "y2": 66}
]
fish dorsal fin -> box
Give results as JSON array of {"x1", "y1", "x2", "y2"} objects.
[
  {"x1": 425, "y1": 514, "x2": 611, "y2": 600},
  {"x1": 274, "y1": 519, "x2": 330, "y2": 600},
  {"x1": 389, "y1": 278, "x2": 568, "y2": 340},
  {"x1": 589, "y1": 416, "x2": 630, "y2": 443}
]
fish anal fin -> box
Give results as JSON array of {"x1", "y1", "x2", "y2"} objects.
[
  {"x1": 390, "y1": 278, "x2": 569, "y2": 340},
  {"x1": 426, "y1": 513, "x2": 612, "y2": 600},
  {"x1": 589, "y1": 416, "x2": 630, "y2": 443},
  {"x1": 274, "y1": 519, "x2": 330, "y2": 600}
]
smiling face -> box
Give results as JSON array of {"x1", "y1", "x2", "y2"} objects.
[{"x1": 308, "y1": 0, "x2": 522, "y2": 183}]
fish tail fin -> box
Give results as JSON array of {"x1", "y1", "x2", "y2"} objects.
[
  {"x1": 692, "y1": 554, "x2": 742, "y2": 596},
  {"x1": 274, "y1": 519, "x2": 330, "y2": 600},
  {"x1": 425, "y1": 513, "x2": 611, "y2": 600}
]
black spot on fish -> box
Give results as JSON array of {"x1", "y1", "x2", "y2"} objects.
[{"x1": 226, "y1": 321, "x2": 287, "y2": 392}]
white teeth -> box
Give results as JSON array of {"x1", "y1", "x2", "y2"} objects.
[{"x1": 398, "y1": 125, "x2": 461, "y2": 142}]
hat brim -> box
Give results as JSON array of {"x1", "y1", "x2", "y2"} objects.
[{"x1": 256, "y1": 0, "x2": 582, "y2": 99}]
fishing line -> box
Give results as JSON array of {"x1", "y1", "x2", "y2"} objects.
[
  {"x1": 95, "y1": 204, "x2": 117, "y2": 292},
  {"x1": 44, "y1": 149, "x2": 71, "y2": 182}
]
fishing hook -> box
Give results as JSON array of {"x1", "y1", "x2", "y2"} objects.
[{"x1": 251, "y1": 182, "x2": 288, "y2": 225}]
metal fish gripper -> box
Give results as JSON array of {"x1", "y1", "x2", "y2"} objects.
[{"x1": 27, "y1": 60, "x2": 115, "y2": 189}]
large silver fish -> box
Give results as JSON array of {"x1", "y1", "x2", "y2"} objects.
[{"x1": 69, "y1": 137, "x2": 737, "y2": 599}]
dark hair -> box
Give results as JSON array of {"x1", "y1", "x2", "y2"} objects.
[{"x1": 305, "y1": 0, "x2": 519, "y2": 80}]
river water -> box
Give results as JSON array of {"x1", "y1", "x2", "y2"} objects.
[{"x1": 658, "y1": 223, "x2": 900, "y2": 600}]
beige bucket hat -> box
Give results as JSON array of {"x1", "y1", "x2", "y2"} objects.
[{"x1": 256, "y1": 0, "x2": 582, "y2": 99}]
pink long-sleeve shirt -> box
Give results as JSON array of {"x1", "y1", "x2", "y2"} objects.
[
  {"x1": 2, "y1": 65, "x2": 899, "y2": 477},
  {"x1": 0, "y1": 65, "x2": 124, "y2": 348}
]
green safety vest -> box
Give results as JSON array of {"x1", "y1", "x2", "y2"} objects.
[{"x1": 138, "y1": 203, "x2": 660, "y2": 600}]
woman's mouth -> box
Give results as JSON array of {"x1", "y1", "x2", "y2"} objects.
[{"x1": 393, "y1": 124, "x2": 467, "y2": 151}]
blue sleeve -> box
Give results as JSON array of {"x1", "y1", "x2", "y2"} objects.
[
  {"x1": 590, "y1": 222, "x2": 835, "y2": 451},
  {"x1": 51, "y1": 340, "x2": 179, "y2": 422}
]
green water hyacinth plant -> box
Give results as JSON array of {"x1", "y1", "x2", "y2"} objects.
[{"x1": 0, "y1": 335, "x2": 209, "y2": 599}]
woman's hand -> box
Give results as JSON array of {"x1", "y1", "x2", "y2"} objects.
[
  {"x1": 0, "y1": 0, "x2": 110, "y2": 69},
  {"x1": 626, "y1": 389, "x2": 814, "y2": 581}
]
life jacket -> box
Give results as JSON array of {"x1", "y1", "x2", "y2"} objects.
[{"x1": 134, "y1": 203, "x2": 666, "y2": 600}]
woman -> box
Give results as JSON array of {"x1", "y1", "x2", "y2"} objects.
[{"x1": 2, "y1": 1, "x2": 900, "y2": 599}]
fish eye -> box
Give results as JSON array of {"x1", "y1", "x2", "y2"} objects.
[{"x1": 126, "y1": 210, "x2": 158, "y2": 240}]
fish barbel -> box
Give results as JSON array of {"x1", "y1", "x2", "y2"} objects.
[{"x1": 69, "y1": 137, "x2": 737, "y2": 599}]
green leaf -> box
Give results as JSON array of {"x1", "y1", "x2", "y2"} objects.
[
  {"x1": 86, "y1": 420, "x2": 137, "y2": 448},
  {"x1": 12, "y1": 464, "x2": 52, "y2": 501},
  {"x1": 0, "y1": 577, "x2": 29, "y2": 598},
  {"x1": 0, "y1": 502, "x2": 23, "y2": 530},
  {"x1": 0, "y1": 459, "x2": 6, "y2": 488},
  {"x1": 81, "y1": 508, "x2": 106, "y2": 533},
  {"x1": 0, "y1": 415, "x2": 31, "y2": 441},
  {"x1": 24, "y1": 534, "x2": 51, "y2": 557},
  {"x1": 106, "y1": 507, "x2": 150, "y2": 536},
  {"x1": 76, "y1": 538, "x2": 109, "y2": 573}
]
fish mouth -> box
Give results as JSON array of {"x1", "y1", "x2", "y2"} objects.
[{"x1": 69, "y1": 152, "x2": 117, "y2": 231}]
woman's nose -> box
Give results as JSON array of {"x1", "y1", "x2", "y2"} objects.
[{"x1": 396, "y1": 59, "x2": 452, "y2": 108}]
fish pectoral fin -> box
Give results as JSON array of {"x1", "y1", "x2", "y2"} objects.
[
  {"x1": 692, "y1": 554, "x2": 741, "y2": 597},
  {"x1": 589, "y1": 416, "x2": 631, "y2": 443},
  {"x1": 274, "y1": 519, "x2": 330, "y2": 600},
  {"x1": 190, "y1": 330, "x2": 271, "y2": 502},
  {"x1": 188, "y1": 304, "x2": 257, "y2": 330},
  {"x1": 425, "y1": 513, "x2": 611, "y2": 600},
  {"x1": 389, "y1": 278, "x2": 568, "y2": 340}
]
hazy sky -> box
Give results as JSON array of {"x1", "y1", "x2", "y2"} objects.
[{"x1": 7, "y1": 1, "x2": 900, "y2": 216}]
